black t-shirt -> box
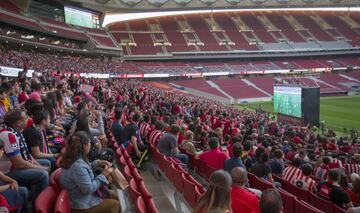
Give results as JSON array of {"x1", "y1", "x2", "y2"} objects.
[
  {"x1": 251, "y1": 162, "x2": 271, "y2": 179},
  {"x1": 242, "y1": 155, "x2": 253, "y2": 171},
  {"x1": 120, "y1": 123, "x2": 140, "y2": 144},
  {"x1": 317, "y1": 181, "x2": 351, "y2": 208},
  {"x1": 22, "y1": 126, "x2": 43, "y2": 153}
]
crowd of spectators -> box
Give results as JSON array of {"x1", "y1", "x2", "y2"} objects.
[
  {"x1": 0, "y1": 66, "x2": 358, "y2": 213},
  {"x1": 0, "y1": 45, "x2": 138, "y2": 74}
]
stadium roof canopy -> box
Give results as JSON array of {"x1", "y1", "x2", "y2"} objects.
[{"x1": 64, "y1": 0, "x2": 360, "y2": 12}]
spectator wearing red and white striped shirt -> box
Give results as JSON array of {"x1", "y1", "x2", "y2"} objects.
[
  {"x1": 148, "y1": 120, "x2": 165, "y2": 147},
  {"x1": 291, "y1": 164, "x2": 317, "y2": 192},
  {"x1": 329, "y1": 156, "x2": 344, "y2": 170},
  {"x1": 139, "y1": 114, "x2": 151, "y2": 142},
  {"x1": 314, "y1": 156, "x2": 331, "y2": 180},
  {"x1": 344, "y1": 163, "x2": 360, "y2": 175},
  {"x1": 282, "y1": 157, "x2": 302, "y2": 182}
]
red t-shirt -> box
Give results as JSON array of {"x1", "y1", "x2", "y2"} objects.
[
  {"x1": 231, "y1": 185, "x2": 260, "y2": 213},
  {"x1": 199, "y1": 148, "x2": 228, "y2": 170},
  {"x1": 18, "y1": 92, "x2": 28, "y2": 104}
]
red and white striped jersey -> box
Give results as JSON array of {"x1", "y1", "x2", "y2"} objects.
[
  {"x1": 344, "y1": 163, "x2": 360, "y2": 175},
  {"x1": 328, "y1": 158, "x2": 343, "y2": 170},
  {"x1": 149, "y1": 130, "x2": 164, "y2": 147},
  {"x1": 314, "y1": 164, "x2": 329, "y2": 180},
  {"x1": 351, "y1": 144, "x2": 360, "y2": 153},
  {"x1": 139, "y1": 122, "x2": 150, "y2": 141},
  {"x1": 282, "y1": 166, "x2": 302, "y2": 182},
  {"x1": 291, "y1": 173, "x2": 317, "y2": 192}
]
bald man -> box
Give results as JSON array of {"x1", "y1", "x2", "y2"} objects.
[{"x1": 230, "y1": 167, "x2": 261, "y2": 213}]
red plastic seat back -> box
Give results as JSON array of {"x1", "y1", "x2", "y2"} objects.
[
  {"x1": 124, "y1": 166, "x2": 133, "y2": 182},
  {"x1": 35, "y1": 186, "x2": 57, "y2": 213},
  {"x1": 294, "y1": 199, "x2": 324, "y2": 213},
  {"x1": 50, "y1": 168, "x2": 62, "y2": 193},
  {"x1": 182, "y1": 173, "x2": 197, "y2": 208},
  {"x1": 309, "y1": 193, "x2": 334, "y2": 213},
  {"x1": 129, "y1": 179, "x2": 141, "y2": 201},
  {"x1": 138, "y1": 181, "x2": 152, "y2": 201},
  {"x1": 136, "y1": 196, "x2": 146, "y2": 213},
  {"x1": 146, "y1": 198, "x2": 159, "y2": 213},
  {"x1": 55, "y1": 190, "x2": 70, "y2": 213},
  {"x1": 290, "y1": 184, "x2": 310, "y2": 203},
  {"x1": 252, "y1": 176, "x2": 273, "y2": 191},
  {"x1": 333, "y1": 205, "x2": 346, "y2": 213},
  {"x1": 276, "y1": 188, "x2": 296, "y2": 213}
]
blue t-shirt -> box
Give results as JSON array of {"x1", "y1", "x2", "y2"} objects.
[
  {"x1": 223, "y1": 157, "x2": 245, "y2": 174},
  {"x1": 111, "y1": 121, "x2": 123, "y2": 143}
]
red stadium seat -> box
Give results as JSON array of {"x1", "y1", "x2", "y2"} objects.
[
  {"x1": 35, "y1": 186, "x2": 57, "y2": 213},
  {"x1": 136, "y1": 196, "x2": 146, "y2": 213},
  {"x1": 138, "y1": 181, "x2": 152, "y2": 201},
  {"x1": 164, "y1": 157, "x2": 173, "y2": 180},
  {"x1": 123, "y1": 150, "x2": 131, "y2": 160},
  {"x1": 247, "y1": 172, "x2": 257, "y2": 186},
  {"x1": 290, "y1": 184, "x2": 310, "y2": 203},
  {"x1": 251, "y1": 176, "x2": 273, "y2": 191},
  {"x1": 276, "y1": 188, "x2": 296, "y2": 213},
  {"x1": 186, "y1": 151, "x2": 195, "y2": 170},
  {"x1": 55, "y1": 190, "x2": 70, "y2": 213},
  {"x1": 126, "y1": 157, "x2": 136, "y2": 169},
  {"x1": 309, "y1": 193, "x2": 334, "y2": 213},
  {"x1": 182, "y1": 173, "x2": 197, "y2": 208},
  {"x1": 171, "y1": 163, "x2": 185, "y2": 193},
  {"x1": 124, "y1": 166, "x2": 133, "y2": 182},
  {"x1": 129, "y1": 179, "x2": 141, "y2": 201},
  {"x1": 146, "y1": 198, "x2": 159, "y2": 213},
  {"x1": 273, "y1": 174, "x2": 291, "y2": 192},
  {"x1": 332, "y1": 205, "x2": 346, "y2": 213},
  {"x1": 119, "y1": 155, "x2": 128, "y2": 169},
  {"x1": 205, "y1": 166, "x2": 217, "y2": 181},
  {"x1": 195, "y1": 185, "x2": 206, "y2": 199},
  {"x1": 116, "y1": 148, "x2": 122, "y2": 157},
  {"x1": 294, "y1": 199, "x2": 323, "y2": 213},
  {"x1": 50, "y1": 168, "x2": 62, "y2": 193},
  {"x1": 56, "y1": 156, "x2": 62, "y2": 168},
  {"x1": 194, "y1": 158, "x2": 208, "y2": 178},
  {"x1": 131, "y1": 167, "x2": 143, "y2": 184}
]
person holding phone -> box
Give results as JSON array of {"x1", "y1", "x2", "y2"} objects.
[{"x1": 60, "y1": 131, "x2": 120, "y2": 213}]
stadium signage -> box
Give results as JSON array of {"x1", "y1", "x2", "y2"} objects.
[
  {"x1": 202, "y1": 72, "x2": 229, "y2": 76},
  {"x1": 79, "y1": 73, "x2": 110, "y2": 78},
  {"x1": 0, "y1": 66, "x2": 34, "y2": 78}
]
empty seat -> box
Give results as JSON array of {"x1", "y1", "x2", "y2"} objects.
[
  {"x1": 251, "y1": 176, "x2": 273, "y2": 191},
  {"x1": 276, "y1": 188, "x2": 296, "y2": 213},
  {"x1": 290, "y1": 184, "x2": 310, "y2": 203},
  {"x1": 35, "y1": 186, "x2": 57, "y2": 213},
  {"x1": 146, "y1": 198, "x2": 159, "y2": 213},
  {"x1": 136, "y1": 196, "x2": 146, "y2": 213},
  {"x1": 124, "y1": 166, "x2": 133, "y2": 182},
  {"x1": 50, "y1": 168, "x2": 62, "y2": 193},
  {"x1": 131, "y1": 168, "x2": 143, "y2": 184},
  {"x1": 309, "y1": 193, "x2": 334, "y2": 213},
  {"x1": 129, "y1": 179, "x2": 141, "y2": 201},
  {"x1": 195, "y1": 185, "x2": 206, "y2": 199},
  {"x1": 332, "y1": 205, "x2": 346, "y2": 213},
  {"x1": 294, "y1": 199, "x2": 324, "y2": 213},
  {"x1": 171, "y1": 163, "x2": 185, "y2": 193},
  {"x1": 194, "y1": 159, "x2": 208, "y2": 178},
  {"x1": 55, "y1": 190, "x2": 70, "y2": 213},
  {"x1": 138, "y1": 181, "x2": 152, "y2": 201},
  {"x1": 182, "y1": 173, "x2": 197, "y2": 208}
]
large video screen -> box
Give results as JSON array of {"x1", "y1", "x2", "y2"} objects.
[
  {"x1": 274, "y1": 86, "x2": 302, "y2": 118},
  {"x1": 64, "y1": 6, "x2": 99, "y2": 28}
]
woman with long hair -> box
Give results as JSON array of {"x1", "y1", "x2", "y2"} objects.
[
  {"x1": 60, "y1": 131, "x2": 120, "y2": 213},
  {"x1": 193, "y1": 170, "x2": 232, "y2": 213}
]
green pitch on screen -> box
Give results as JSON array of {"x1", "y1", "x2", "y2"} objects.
[
  {"x1": 274, "y1": 87, "x2": 302, "y2": 118},
  {"x1": 65, "y1": 8, "x2": 93, "y2": 28}
]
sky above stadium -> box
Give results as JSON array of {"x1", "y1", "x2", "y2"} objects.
[{"x1": 103, "y1": 7, "x2": 360, "y2": 27}]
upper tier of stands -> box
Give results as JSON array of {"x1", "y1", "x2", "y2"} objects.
[
  {"x1": 0, "y1": 0, "x2": 119, "y2": 49},
  {"x1": 108, "y1": 11, "x2": 360, "y2": 55}
]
